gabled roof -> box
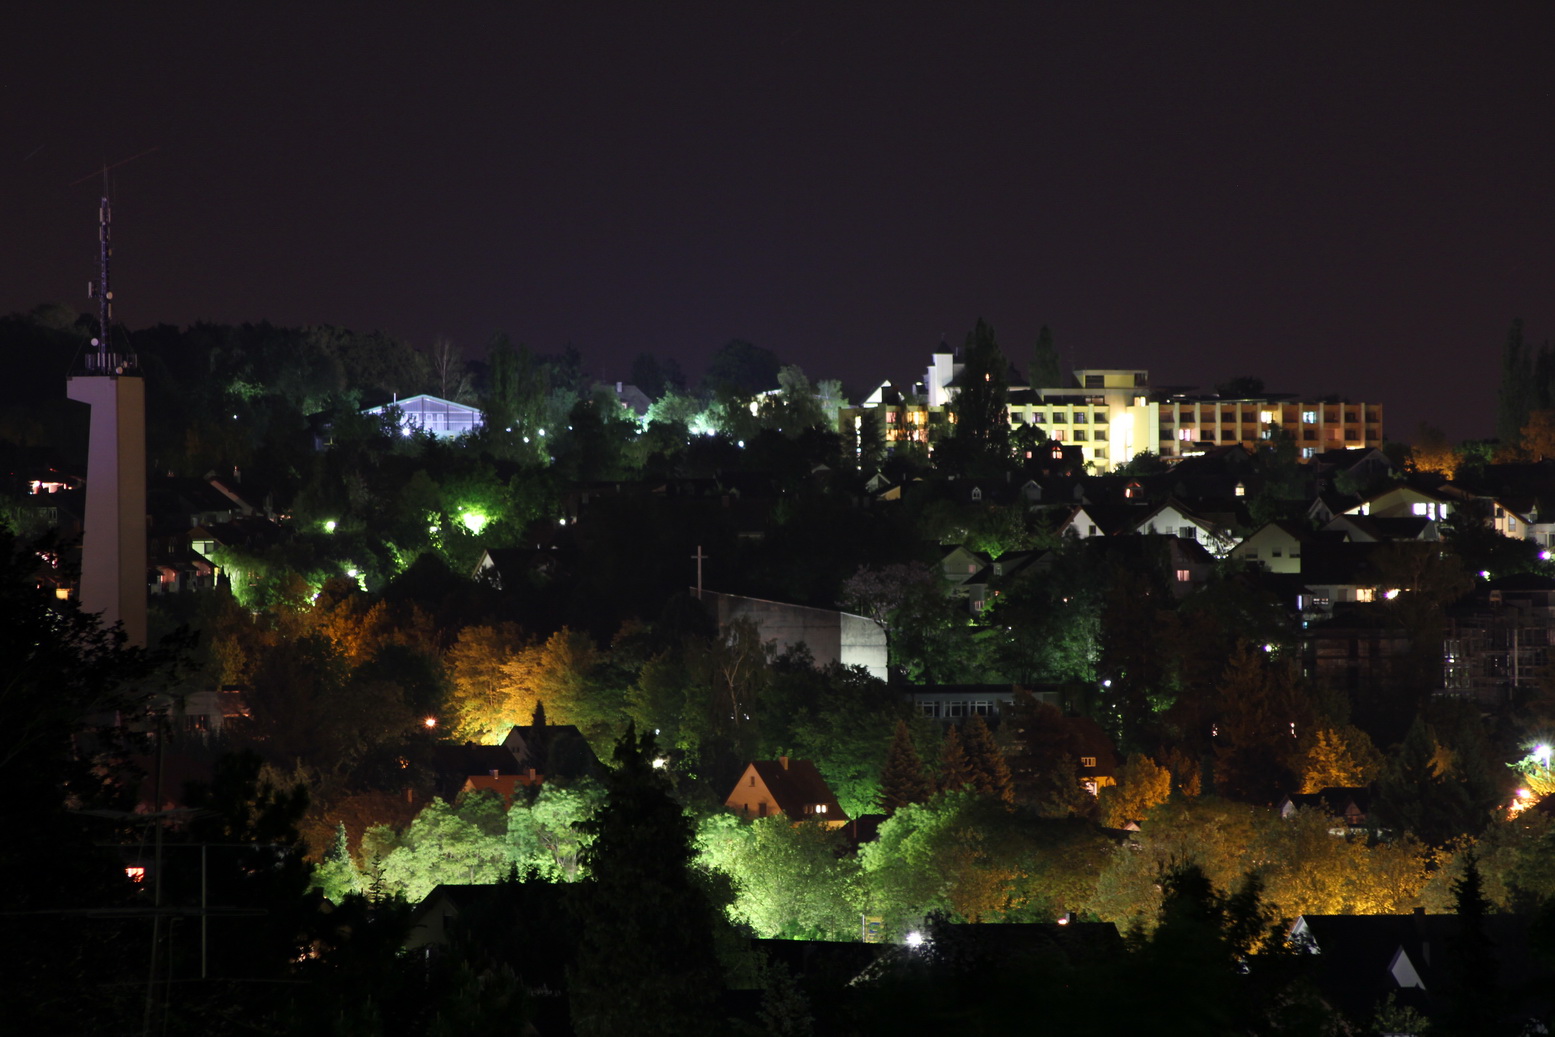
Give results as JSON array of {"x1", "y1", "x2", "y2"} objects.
[
  {"x1": 501, "y1": 724, "x2": 602, "y2": 780},
  {"x1": 729, "y1": 758, "x2": 848, "y2": 822}
]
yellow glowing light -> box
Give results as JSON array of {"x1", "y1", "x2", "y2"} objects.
[
  {"x1": 460, "y1": 510, "x2": 489, "y2": 535},
  {"x1": 423, "y1": 716, "x2": 438, "y2": 729},
  {"x1": 324, "y1": 519, "x2": 337, "y2": 533}
]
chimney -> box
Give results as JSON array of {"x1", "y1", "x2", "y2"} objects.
[{"x1": 779, "y1": 755, "x2": 789, "y2": 770}]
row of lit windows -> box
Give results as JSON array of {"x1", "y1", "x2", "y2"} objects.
[
  {"x1": 1168, "y1": 427, "x2": 1370, "y2": 442},
  {"x1": 918, "y1": 701, "x2": 994, "y2": 718},
  {"x1": 1163, "y1": 407, "x2": 1376, "y2": 424},
  {"x1": 1014, "y1": 411, "x2": 1109, "y2": 424}
]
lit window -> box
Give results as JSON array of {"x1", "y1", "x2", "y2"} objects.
[
  {"x1": 1302, "y1": 410, "x2": 1317, "y2": 424},
  {"x1": 125, "y1": 865, "x2": 146, "y2": 883},
  {"x1": 1052, "y1": 430, "x2": 1065, "y2": 441},
  {"x1": 885, "y1": 411, "x2": 896, "y2": 423},
  {"x1": 1175, "y1": 569, "x2": 1191, "y2": 582},
  {"x1": 1259, "y1": 411, "x2": 1274, "y2": 424},
  {"x1": 1178, "y1": 428, "x2": 1194, "y2": 441},
  {"x1": 1080, "y1": 756, "x2": 1097, "y2": 768},
  {"x1": 1356, "y1": 588, "x2": 1376, "y2": 603},
  {"x1": 1301, "y1": 447, "x2": 1315, "y2": 459}
]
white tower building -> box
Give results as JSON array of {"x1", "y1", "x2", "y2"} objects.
[{"x1": 66, "y1": 194, "x2": 146, "y2": 646}]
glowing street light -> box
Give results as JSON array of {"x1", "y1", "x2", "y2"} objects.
[
  {"x1": 1535, "y1": 744, "x2": 1552, "y2": 769},
  {"x1": 423, "y1": 716, "x2": 438, "y2": 729},
  {"x1": 904, "y1": 930, "x2": 925, "y2": 949}
]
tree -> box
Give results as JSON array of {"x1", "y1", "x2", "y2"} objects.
[
  {"x1": 1374, "y1": 715, "x2": 1484, "y2": 846},
  {"x1": 1498, "y1": 318, "x2": 1533, "y2": 450},
  {"x1": 695, "y1": 814, "x2": 859, "y2": 940},
  {"x1": 961, "y1": 713, "x2": 1015, "y2": 805},
  {"x1": 445, "y1": 622, "x2": 535, "y2": 741},
  {"x1": 314, "y1": 822, "x2": 366, "y2": 903},
  {"x1": 705, "y1": 338, "x2": 780, "y2": 396},
  {"x1": 878, "y1": 719, "x2": 933, "y2": 813},
  {"x1": 1029, "y1": 324, "x2": 1061, "y2": 389},
  {"x1": 1295, "y1": 724, "x2": 1381, "y2": 793},
  {"x1": 569, "y1": 727, "x2": 726, "y2": 1036},
  {"x1": 429, "y1": 336, "x2": 472, "y2": 401},
  {"x1": 1409, "y1": 421, "x2": 1460, "y2": 477},
  {"x1": 937, "y1": 725, "x2": 975, "y2": 793},
  {"x1": 1211, "y1": 645, "x2": 1312, "y2": 804},
  {"x1": 1098, "y1": 754, "x2": 1172, "y2": 828},
  {"x1": 1214, "y1": 375, "x2": 1265, "y2": 398},
  {"x1": 947, "y1": 319, "x2": 1011, "y2": 471}
]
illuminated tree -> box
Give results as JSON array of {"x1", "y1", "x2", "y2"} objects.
[
  {"x1": 374, "y1": 796, "x2": 511, "y2": 904},
  {"x1": 1295, "y1": 724, "x2": 1381, "y2": 793},
  {"x1": 695, "y1": 814, "x2": 858, "y2": 940},
  {"x1": 506, "y1": 779, "x2": 605, "y2": 881},
  {"x1": 313, "y1": 822, "x2": 366, "y2": 903},
  {"x1": 1098, "y1": 754, "x2": 1173, "y2": 829},
  {"x1": 445, "y1": 622, "x2": 535, "y2": 741}
]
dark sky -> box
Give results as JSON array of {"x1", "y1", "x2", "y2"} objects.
[{"x1": 5, "y1": 3, "x2": 1552, "y2": 442}]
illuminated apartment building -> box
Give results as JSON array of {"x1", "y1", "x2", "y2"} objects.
[
  {"x1": 1152, "y1": 395, "x2": 1385, "y2": 461},
  {"x1": 846, "y1": 352, "x2": 1386, "y2": 473}
]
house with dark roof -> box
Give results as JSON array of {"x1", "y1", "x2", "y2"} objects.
[
  {"x1": 428, "y1": 742, "x2": 524, "y2": 802},
  {"x1": 501, "y1": 723, "x2": 602, "y2": 782},
  {"x1": 724, "y1": 756, "x2": 849, "y2": 827},
  {"x1": 1278, "y1": 786, "x2": 1372, "y2": 831},
  {"x1": 1291, "y1": 909, "x2": 1551, "y2": 1030}
]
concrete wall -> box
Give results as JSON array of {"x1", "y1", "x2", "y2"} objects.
[{"x1": 702, "y1": 591, "x2": 888, "y2": 680}]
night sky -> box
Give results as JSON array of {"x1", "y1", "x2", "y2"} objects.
[{"x1": 5, "y1": 3, "x2": 1553, "y2": 442}]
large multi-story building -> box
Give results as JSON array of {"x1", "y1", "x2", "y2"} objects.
[{"x1": 845, "y1": 351, "x2": 1387, "y2": 473}]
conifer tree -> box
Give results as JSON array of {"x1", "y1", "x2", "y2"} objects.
[
  {"x1": 568, "y1": 725, "x2": 724, "y2": 1036},
  {"x1": 961, "y1": 713, "x2": 1015, "y2": 805},
  {"x1": 313, "y1": 822, "x2": 365, "y2": 903},
  {"x1": 948, "y1": 319, "x2": 1011, "y2": 464},
  {"x1": 1029, "y1": 324, "x2": 1061, "y2": 389},
  {"x1": 878, "y1": 719, "x2": 933, "y2": 813},
  {"x1": 937, "y1": 725, "x2": 975, "y2": 794}
]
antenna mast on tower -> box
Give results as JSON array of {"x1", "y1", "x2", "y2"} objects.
[{"x1": 88, "y1": 191, "x2": 112, "y2": 364}]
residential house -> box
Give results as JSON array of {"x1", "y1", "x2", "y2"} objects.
[
  {"x1": 1278, "y1": 787, "x2": 1372, "y2": 832},
  {"x1": 1230, "y1": 520, "x2": 1318, "y2": 574},
  {"x1": 725, "y1": 756, "x2": 849, "y2": 827}
]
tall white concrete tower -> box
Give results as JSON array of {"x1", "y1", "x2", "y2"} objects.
[{"x1": 66, "y1": 193, "x2": 147, "y2": 646}]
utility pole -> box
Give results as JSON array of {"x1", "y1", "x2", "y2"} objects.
[{"x1": 691, "y1": 545, "x2": 708, "y2": 600}]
